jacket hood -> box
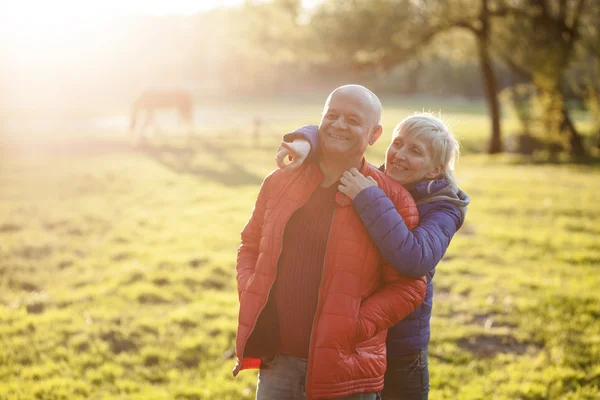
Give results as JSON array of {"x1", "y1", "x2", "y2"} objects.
[
  {"x1": 378, "y1": 163, "x2": 470, "y2": 210},
  {"x1": 410, "y1": 177, "x2": 470, "y2": 228}
]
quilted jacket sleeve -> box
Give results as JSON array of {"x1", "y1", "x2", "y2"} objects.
[
  {"x1": 357, "y1": 266, "x2": 427, "y2": 342},
  {"x1": 353, "y1": 186, "x2": 462, "y2": 278},
  {"x1": 236, "y1": 175, "x2": 270, "y2": 300},
  {"x1": 355, "y1": 180, "x2": 427, "y2": 341}
]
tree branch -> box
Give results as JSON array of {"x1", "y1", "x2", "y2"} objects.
[
  {"x1": 493, "y1": 44, "x2": 533, "y2": 81},
  {"x1": 374, "y1": 17, "x2": 482, "y2": 69},
  {"x1": 558, "y1": 0, "x2": 567, "y2": 23},
  {"x1": 570, "y1": 0, "x2": 586, "y2": 32},
  {"x1": 375, "y1": 27, "x2": 447, "y2": 69}
]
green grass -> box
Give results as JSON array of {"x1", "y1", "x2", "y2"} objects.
[{"x1": 0, "y1": 104, "x2": 599, "y2": 399}]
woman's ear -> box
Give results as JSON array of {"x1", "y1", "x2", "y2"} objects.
[{"x1": 426, "y1": 165, "x2": 443, "y2": 179}]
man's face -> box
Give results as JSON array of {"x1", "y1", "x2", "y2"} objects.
[{"x1": 318, "y1": 91, "x2": 378, "y2": 159}]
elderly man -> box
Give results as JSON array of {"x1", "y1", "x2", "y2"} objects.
[{"x1": 234, "y1": 85, "x2": 427, "y2": 400}]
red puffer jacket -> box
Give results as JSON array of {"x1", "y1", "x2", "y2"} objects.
[{"x1": 234, "y1": 160, "x2": 427, "y2": 399}]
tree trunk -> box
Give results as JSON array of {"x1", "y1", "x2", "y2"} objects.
[
  {"x1": 560, "y1": 104, "x2": 587, "y2": 158},
  {"x1": 478, "y1": 0, "x2": 502, "y2": 154},
  {"x1": 478, "y1": 40, "x2": 502, "y2": 154}
]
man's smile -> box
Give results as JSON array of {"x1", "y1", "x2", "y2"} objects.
[
  {"x1": 391, "y1": 162, "x2": 408, "y2": 171},
  {"x1": 328, "y1": 133, "x2": 349, "y2": 140}
]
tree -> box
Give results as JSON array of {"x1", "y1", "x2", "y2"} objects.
[
  {"x1": 566, "y1": 2, "x2": 600, "y2": 150},
  {"x1": 447, "y1": 0, "x2": 505, "y2": 153},
  {"x1": 492, "y1": 0, "x2": 597, "y2": 157},
  {"x1": 304, "y1": 0, "x2": 507, "y2": 153},
  {"x1": 243, "y1": 0, "x2": 599, "y2": 157}
]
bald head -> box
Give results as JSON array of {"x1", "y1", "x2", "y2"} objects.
[
  {"x1": 318, "y1": 84, "x2": 384, "y2": 165},
  {"x1": 323, "y1": 84, "x2": 382, "y2": 128}
]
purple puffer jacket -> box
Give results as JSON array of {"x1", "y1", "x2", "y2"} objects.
[{"x1": 284, "y1": 125, "x2": 470, "y2": 356}]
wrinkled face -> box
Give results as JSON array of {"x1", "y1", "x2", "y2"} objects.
[
  {"x1": 318, "y1": 91, "x2": 378, "y2": 159},
  {"x1": 385, "y1": 131, "x2": 441, "y2": 185}
]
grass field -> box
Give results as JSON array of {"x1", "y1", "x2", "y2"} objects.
[{"x1": 1, "y1": 99, "x2": 599, "y2": 399}]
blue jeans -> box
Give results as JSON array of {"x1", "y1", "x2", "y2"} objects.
[
  {"x1": 257, "y1": 354, "x2": 378, "y2": 400},
  {"x1": 381, "y1": 349, "x2": 429, "y2": 400}
]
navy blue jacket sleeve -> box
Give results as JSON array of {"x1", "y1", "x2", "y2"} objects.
[
  {"x1": 283, "y1": 125, "x2": 319, "y2": 161},
  {"x1": 353, "y1": 186, "x2": 462, "y2": 278}
]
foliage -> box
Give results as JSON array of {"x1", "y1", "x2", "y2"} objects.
[{"x1": 490, "y1": 0, "x2": 600, "y2": 156}]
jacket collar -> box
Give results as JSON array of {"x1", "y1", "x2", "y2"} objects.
[{"x1": 306, "y1": 158, "x2": 370, "y2": 207}]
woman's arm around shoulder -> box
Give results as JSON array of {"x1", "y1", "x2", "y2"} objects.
[{"x1": 354, "y1": 185, "x2": 463, "y2": 278}]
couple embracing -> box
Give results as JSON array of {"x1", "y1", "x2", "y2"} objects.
[{"x1": 234, "y1": 85, "x2": 470, "y2": 400}]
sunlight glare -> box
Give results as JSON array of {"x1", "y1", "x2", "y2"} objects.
[{"x1": 2, "y1": 2, "x2": 112, "y2": 46}]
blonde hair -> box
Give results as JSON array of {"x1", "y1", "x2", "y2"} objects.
[{"x1": 392, "y1": 112, "x2": 460, "y2": 178}]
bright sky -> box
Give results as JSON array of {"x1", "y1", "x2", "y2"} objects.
[
  {"x1": 0, "y1": 0, "x2": 315, "y2": 55},
  {"x1": 2, "y1": 0, "x2": 321, "y2": 18},
  {"x1": 98, "y1": 0, "x2": 247, "y2": 16},
  {"x1": 0, "y1": 0, "x2": 321, "y2": 109},
  {"x1": 0, "y1": 0, "x2": 321, "y2": 43},
  {"x1": 116, "y1": 0, "x2": 322, "y2": 15},
  {"x1": 0, "y1": 0, "x2": 242, "y2": 36}
]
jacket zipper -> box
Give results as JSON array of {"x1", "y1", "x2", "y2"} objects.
[
  {"x1": 304, "y1": 207, "x2": 336, "y2": 399},
  {"x1": 238, "y1": 180, "x2": 317, "y2": 364}
]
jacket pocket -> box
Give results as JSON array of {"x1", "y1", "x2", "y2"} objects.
[
  {"x1": 355, "y1": 315, "x2": 366, "y2": 345},
  {"x1": 354, "y1": 330, "x2": 386, "y2": 354}
]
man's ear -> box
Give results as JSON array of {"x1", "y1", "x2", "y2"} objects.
[
  {"x1": 369, "y1": 125, "x2": 383, "y2": 145},
  {"x1": 426, "y1": 165, "x2": 443, "y2": 179}
]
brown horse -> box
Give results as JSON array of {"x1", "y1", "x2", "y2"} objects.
[{"x1": 130, "y1": 90, "x2": 193, "y2": 139}]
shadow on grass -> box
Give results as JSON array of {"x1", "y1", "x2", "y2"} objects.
[
  {"x1": 456, "y1": 334, "x2": 535, "y2": 358},
  {"x1": 139, "y1": 139, "x2": 263, "y2": 187},
  {"x1": 1, "y1": 136, "x2": 264, "y2": 187},
  {"x1": 502, "y1": 153, "x2": 600, "y2": 168},
  {"x1": 1, "y1": 138, "x2": 137, "y2": 158}
]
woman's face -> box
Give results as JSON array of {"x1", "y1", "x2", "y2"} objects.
[{"x1": 385, "y1": 132, "x2": 442, "y2": 186}]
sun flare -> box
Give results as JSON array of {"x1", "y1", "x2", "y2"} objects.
[
  {"x1": 0, "y1": 0, "x2": 245, "y2": 49},
  {"x1": 1, "y1": 2, "x2": 114, "y2": 52}
]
